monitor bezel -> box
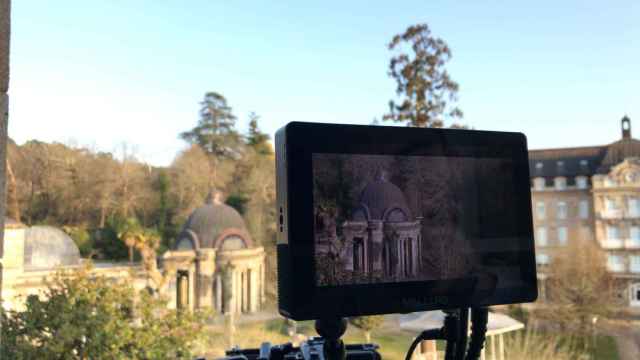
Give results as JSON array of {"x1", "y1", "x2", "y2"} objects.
[{"x1": 281, "y1": 122, "x2": 537, "y2": 320}]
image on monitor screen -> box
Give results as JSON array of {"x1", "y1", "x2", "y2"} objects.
[{"x1": 313, "y1": 153, "x2": 521, "y2": 287}]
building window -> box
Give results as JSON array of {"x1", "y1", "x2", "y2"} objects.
[
  {"x1": 630, "y1": 256, "x2": 640, "y2": 273},
  {"x1": 576, "y1": 176, "x2": 588, "y2": 189},
  {"x1": 629, "y1": 198, "x2": 640, "y2": 217},
  {"x1": 536, "y1": 253, "x2": 550, "y2": 265},
  {"x1": 555, "y1": 177, "x2": 567, "y2": 190},
  {"x1": 607, "y1": 254, "x2": 625, "y2": 272},
  {"x1": 606, "y1": 225, "x2": 621, "y2": 240},
  {"x1": 629, "y1": 227, "x2": 640, "y2": 248},
  {"x1": 579, "y1": 200, "x2": 589, "y2": 219},
  {"x1": 605, "y1": 197, "x2": 617, "y2": 212},
  {"x1": 557, "y1": 227, "x2": 568, "y2": 246},
  {"x1": 533, "y1": 177, "x2": 545, "y2": 190},
  {"x1": 556, "y1": 201, "x2": 568, "y2": 219},
  {"x1": 536, "y1": 202, "x2": 546, "y2": 220},
  {"x1": 536, "y1": 227, "x2": 547, "y2": 246}
]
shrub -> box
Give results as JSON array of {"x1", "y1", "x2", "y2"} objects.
[{"x1": 1, "y1": 264, "x2": 210, "y2": 359}]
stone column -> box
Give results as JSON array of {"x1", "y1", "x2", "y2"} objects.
[
  {"x1": 188, "y1": 267, "x2": 196, "y2": 311},
  {"x1": 397, "y1": 238, "x2": 403, "y2": 278},
  {"x1": 260, "y1": 263, "x2": 265, "y2": 306},
  {"x1": 0, "y1": 0, "x2": 11, "y2": 306},
  {"x1": 249, "y1": 267, "x2": 259, "y2": 312},
  {"x1": 196, "y1": 250, "x2": 215, "y2": 309},
  {"x1": 222, "y1": 266, "x2": 235, "y2": 315},
  {"x1": 369, "y1": 221, "x2": 384, "y2": 272},
  {"x1": 411, "y1": 237, "x2": 420, "y2": 276},
  {"x1": 234, "y1": 270, "x2": 241, "y2": 314},
  {"x1": 240, "y1": 270, "x2": 246, "y2": 313},
  {"x1": 193, "y1": 259, "x2": 201, "y2": 309},
  {"x1": 216, "y1": 274, "x2": 222, "y2": 312},
  {"x1": 244, "y1": 269, "x2": 250, "y2": 313}
]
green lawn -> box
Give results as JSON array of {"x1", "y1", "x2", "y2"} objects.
[{"x1": 592, "y1": 335, "x2": 620, "y2": 360}]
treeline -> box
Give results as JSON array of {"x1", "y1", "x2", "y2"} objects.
[{"x1": 5, "y1": 91, "x2": 276, "y2": 262}]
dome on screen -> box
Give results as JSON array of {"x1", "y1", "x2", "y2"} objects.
[{"x1": 353, "y1": 169, "x2": 412, "y2": 222}]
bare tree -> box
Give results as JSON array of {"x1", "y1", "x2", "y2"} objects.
[
  {"x1": 545, "y1": 240, "x2": 619, "y2": 344},
  {"x1": 6, "y1": 158, "x2": 20, "y2": 220}
]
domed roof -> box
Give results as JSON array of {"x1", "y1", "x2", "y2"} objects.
[
  {"x1": 354, "y1": 170, "x2": 412, "y2": 221},
  {"x1": 24, "y1": 226, "x2": 81, "y2": 269},
  {"x1": 176, "y1": 193, "x2": 253, "y2": 250}
]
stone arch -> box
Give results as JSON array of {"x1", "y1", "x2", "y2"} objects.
[
  {"x1": 175, "y1": 229, "x2": 200, "y2": 251},
  {"x1": 213, "y1": 228, "x2": 253, "y2": 250},
  {"x1": 352, "y1": 204, "x2": 371, "y2": 221},
  {"x1": 382, "y1": 204, "x2": 409, "y2": 222}
]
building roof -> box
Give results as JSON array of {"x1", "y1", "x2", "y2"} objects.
[
  {"x1": 24, "y1": 226, "x2": 81, "y2": 269},
  {"x1": 529, "y1": 116, "x2": 639, "y2": 178},
  {"x1": 355, "y1": 170, "x2": 412, "y2": 221},
  {"x1": 177, "y1": 192, "x2": 253, "y2": 250}
]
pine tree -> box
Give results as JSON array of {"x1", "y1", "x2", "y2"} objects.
[
  {"x1": 246, "y1": 112, "x2": 272, "y2": 155},
  {"x1": 383, "y1": 24, "x2": 463, "y2": 128},
  {"x1": 180, "y1": 92, "x2": 242, "y2": 159}
]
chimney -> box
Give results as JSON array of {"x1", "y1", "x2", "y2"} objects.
[{"x1": 622, "y1": 115, "x2": 631, "y2": 139}]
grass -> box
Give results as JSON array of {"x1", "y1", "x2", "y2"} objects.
[
  {"x1": 593, "y1": 335, "x2": 620, "y2": 360},
  {"x1": 499, "y1": 329, "x2": 620, "y2": 360}
]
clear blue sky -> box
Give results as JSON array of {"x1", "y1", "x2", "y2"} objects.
[{"x1": 8, "y1": 1, "x2": 639, "y2": 166}]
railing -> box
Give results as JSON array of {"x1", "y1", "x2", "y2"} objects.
[
  {"x1": 625, "y1": 239, "x2": 640, "y2": 249},
  {"x1": 600, "y1": 209, "x2": 623, "y2": 219},
  {"x1": 601, "y1": 238, "x2": 624, "y2": 249},
  {"x1": 597, "y1": 210, "x2": 640, "y2": 219},
  {"x1": 607, "y1": 263, "x2": 625, "y2": 272},
  {"x1": 628, "y1": 210, "x2": 640, "y2": 218}
]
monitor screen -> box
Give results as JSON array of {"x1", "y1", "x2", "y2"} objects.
[{"x1": 313, "y1": 153, "x2": 522, "y2": 289}]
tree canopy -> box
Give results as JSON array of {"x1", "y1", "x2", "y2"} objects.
[
  {"x1": 246, "y1": 112, "x2": 273, "y2": 155},
  {"x1": 180, "y1": 92, "x2": 242, "y2": 159},
  {"x1": 6, "y1": 91, "x2": 278, "y2": 302},
  {"x1": 349, "y1": 315, "x2": 385, "y2": 343},
  {"x1": 383, "y1": 23, "x2": 463, "y2": 128}
]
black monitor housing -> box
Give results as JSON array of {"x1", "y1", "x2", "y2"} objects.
[{"x1": 276, "y1": 122, "x2": 537, "y2": 320}]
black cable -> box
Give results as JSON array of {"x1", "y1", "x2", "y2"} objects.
[
  {"x1": 464, "y1": 307, "x2": 489, "y2": 360},
  {"x1": 404, "y1": 329, "x2": 443, "y2": 360},
  {"x1": 404, "y1": 307, "x2": 487, "y2": 360}
]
